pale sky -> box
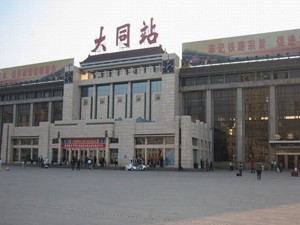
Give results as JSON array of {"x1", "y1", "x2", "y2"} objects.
[{"x1": 0, "y1": 0, "x2": 299, "y2": 68}]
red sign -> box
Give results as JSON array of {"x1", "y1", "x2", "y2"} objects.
[
  {"x1": 62, "y1": 143, "x2": 106, "y2": 148},
  {"x1": 91, "y1": 18, "x2": 159, "y2": 53},
  {"x1": 183, "y1": 29, "x2": 300, "y2": 66},
  {"x1": 62, "y1": 138, "x2": 106, "y2": 148}
]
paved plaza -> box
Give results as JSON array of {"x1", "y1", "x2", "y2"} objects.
[{"x1": 0, "y1": 166, "x2": 300, "y2": 225}]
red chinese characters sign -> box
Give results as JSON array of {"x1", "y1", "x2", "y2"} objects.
[
  {"x1": 0, "y1": 58, "x2": 74, "y2": 85},
  {"x1": 62, "y1": 138, "x2": 106, "y2": 148},
  {"x1": 91, "y1": 18, "x2": 158, "y2": 52},
  {"x1": 182, "y1": 29, "x2": 300, "y2": 66}
]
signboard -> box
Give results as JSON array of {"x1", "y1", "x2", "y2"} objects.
[
  {"x1": 0, "y1": 58, "x2": 74, "y2": 85},
  {"x1": 182, "y1": 29, "x2": 300, "y2": 67},
  {"x1": 62, "y1": 138, "x2": 106, "y2": 148},
  {"x1": 91, "y1": 18, "x2": 159, "y2": 53}
]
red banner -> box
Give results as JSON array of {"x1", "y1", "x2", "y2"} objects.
[{"x1": 62, "y1": 143, "x2": 106, "y2": 148}]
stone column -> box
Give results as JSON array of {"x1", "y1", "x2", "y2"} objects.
[
  {"x1": 92, "y1": 85, "x2": 97, "y2": 119},
  {"x1": 127, "y1": 82, "x2": 132, "y2": 118},
  {"x1": 109, "y1": 83, "x2": 113, "y2": 119},
  {"x1": 48, "y1": 102, "x2": 52, "y2": 123},
  {"x1": 146, "y1": 80, "x2": 151, "y2": 120},
  {"x1": 29, "y1": 103, "x2": 33, "y2": 126},
  {"x1": 236, "y1": 88, "x2": 245, "y2": 162},
  {"x1": 269, "y1": 86, "x2": 276, "y2": 161}
]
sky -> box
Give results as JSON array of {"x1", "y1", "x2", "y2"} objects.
[{"x1": 0, "y1": 0, "x2": 299, "y2": 69}]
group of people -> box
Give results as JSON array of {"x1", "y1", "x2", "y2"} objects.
[{"x1": 231, "y1": 161, "x2": 263, "y2": 180}]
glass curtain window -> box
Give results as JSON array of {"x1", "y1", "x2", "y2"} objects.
[
  {"x1": 213, "y1": 89, "x2": 236, "y2": 161},
  {"x1": 33, "y1": 102, "x2": 48, "y2": 126},
  {"x1": 16, "y1": 104, "x2": 30, "y2": 127},
  {"x1": 52, "y1": 101, "x2": 63, "y2": 123},
  {"x1": 277, "y1": 85, "x2": 300, "y2": 140},
  {"x1": 244, "y1": 87, "x2": 269, "y2": 162},
  {"x1": 183, "y1": 91, "x2": 206, "y2": 122}
]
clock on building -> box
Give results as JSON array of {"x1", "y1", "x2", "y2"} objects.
[{"x1": 162, "y1": 59, "x2": 174, "y2": 73}]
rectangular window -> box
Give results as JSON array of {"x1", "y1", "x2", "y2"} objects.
[
  {"x1": 182, "y1": 78, "x2": 195, "y2": 86},
  {"x1": 192, "y1": 137, "x2": 198, "y2": 146},
  {"x1": 21, "y1": 139, "x2": 31, "y2": 145},
  {"x1": 165, "y1": 136, "x2": 174, "y2": 144},
  {"x1": 44, "y1": 90, "x2": 53, "y2": 98},
  {"x1": 13, "y1": 148, "x2": 19, "y2": 162},
  {"x1": 210, "y1": 75, "x2": 224, "y2": 84},
  {"x1": 26, "y1": 92, "x2": 35, "y2": 99},
  {"x1": 244, "y1": 87, "x2": 269, "y2": 162},
  {"x1": 110, "y1": 138, "x2": 119, "y2": 144},
  {"x1": 52, "y1": 101, "x2": 63, "y2": 123},
  {"x1": 241, "y1": 73, "x2": 255, "y2": 82},
  {"x1": 274, "y1": 71, "x2": 288, "y2": 79},
  {"x1": 10, "y1": 94, "x2": 17, "y2": 100},
  {"x1": 18, "y1": 93, "x2": 26, "y2": 100},
  {"x1": 114, "y1": 83, "x2": 128, "y2": 95},
  {"x1": 225, "y1": 74, "x2": 240, "y2": 83},
  {"x1": 132, "y1": 82, "x2": 147, "y2": 94},
  {"x1": 33, "y1": 102, "x2": 48, "y2": 126},
  {"x1": 213, "y1": 89, "x2": 237, "y2": 161},
  {"x1": 16, "y1": 104, "x2": 30, "y2": 127},
  {"x1": 257, "y1": 71, "x2": 271, "y2": 80},
  {"x1": 97, "y1": 85, "x2": 110, "y2": 96},
  {"x1": 196, "y1": 76, "x2": 209, "y2": 85},
  {"x1": 81, "y1": 86, "x2": 93, "y2": 97},
  {"x1": 290, "y1": 70, "x2": 300, "y2": 79},
  {"x1": 33, "y1": 139, "x2": 39, "y2": 145},
  {"x1": 53, "y1": 89, "x2": 63, "y2": 97},
  {"x1": 35, "y1": 91, "x2": 43, "y2": 98},
  {"x1": 2, "y1": 105, "x2": 13, "y2": 123},
  {"x1": 147, "y1": 137, "x2": 163, "y2": 144},
  {"x1": 135, "y1": 137, "x2": 145, "y2": 145},
  {"x1": 183, "y1": 91, "x2": 206, "y2": 122}
]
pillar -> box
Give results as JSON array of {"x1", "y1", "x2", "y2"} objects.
[{"x1": 236, "y1": 88, "x2": 245, "y2": 162}]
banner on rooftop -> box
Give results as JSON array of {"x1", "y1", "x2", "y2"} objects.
[
  {"x1": 0, "y1": 58, "x2": 74, "y2": 85},
  {"x1": 182, "y1": 29, "x2": 300, "y2": 67}
]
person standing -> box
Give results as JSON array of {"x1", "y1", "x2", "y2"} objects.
[
  {"x1": 237, "y1": 161, "x2": 243, "y2": 176},
  {"x1": 229, "y1": 161, "x2": 233, "y2": 171},
  {"x1": 71, "y1": 156, "x2": 76, "y2": 171},
  {"x1": 250, "y1": 160, "x2": 255, "y2": 173},
  {"x1": 76, "y1": 159, "x2": 81, "y2": 171},
  {"x1": 256, "y1": 162, "x2": 263, "y2": 180},
  {"x1": 0, "y1": 157, "x2": 2, "y2": 171},
  {"x1": 114, "y1": 157, "x2": 118, "y2": 167}
]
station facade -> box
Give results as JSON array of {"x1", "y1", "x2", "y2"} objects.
[
  {"x1": 181, "y1": 28, "x2": 300, "y2": 169},
  {"x1": 0, "y1": 46, "x2": 211, "y2": 168},
  {"x1": 2, "y1": 28, "x2": 300, "y2": 169}
]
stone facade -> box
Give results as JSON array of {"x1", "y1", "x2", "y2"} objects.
[{"x1": 1, "y1": 47, "x2": 212, "y2": 169}]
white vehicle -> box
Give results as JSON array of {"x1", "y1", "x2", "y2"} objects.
[{"x1": 125, "y1": 163, "x2": 147, "y2": 171}]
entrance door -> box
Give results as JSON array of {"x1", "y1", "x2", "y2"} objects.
[{"x1": 288, "y1": 155, "x2": 294, "y2": 169}]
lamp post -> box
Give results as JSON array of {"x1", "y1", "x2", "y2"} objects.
[{"x1": 57, "y1": 131, "x2": 61, "y2": 164}]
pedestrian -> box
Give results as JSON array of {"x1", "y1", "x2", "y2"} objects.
[
  {"x1": 71, "y1": 156, "x2": 76, "y2": 171},
  {"x1": 76, "y1": 159, "x2": 81, "y2": 171},
  {"x1": 200, "y1": 159, "x2": 204, "y2": 170},
  {"x1": 229, "y1": 161, "x2": 233, "y2": 171},
  {"x1": 237, "y1": 161, "x2": 243, "y2": 176},
  {"x1": 250, "y1": 160, "x2": 255, "y2": 173},
  {"x1": 209, "y1": 161, "x2": 214, "y2": 171},
  {"x1": 256, "y1": 162, "x2": 263, "y2": 180},
  {"x1": 114, "y1": 157, "x2": 118, "y2": 167},
  {"x1": 23, "y1": 158, "x2": 27, "y2": 168},
  {"x1": 0, "y1": 157, "x2": 2, "y2": 171},
  {"x1": 205, "y1": 159, "x2": 209, "y2": 172}
]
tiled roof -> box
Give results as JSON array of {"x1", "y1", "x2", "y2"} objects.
[{"x1": 80, "y1": 46, "x2": 165, "y2": 65}]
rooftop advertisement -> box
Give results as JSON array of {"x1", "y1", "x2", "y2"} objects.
[
  {"x1": 182, "y1": 29, "x2": 300, "y2": 67},
  {"x1": 0, "y1": 58, "x2": 74, "y2": 85}
]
